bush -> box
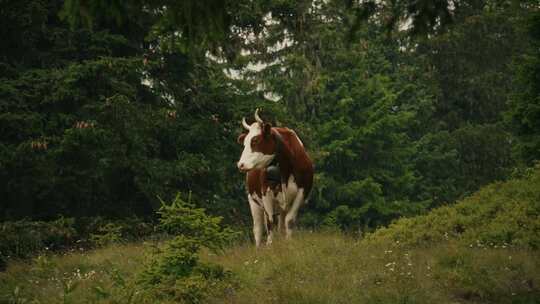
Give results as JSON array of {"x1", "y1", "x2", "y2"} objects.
[
  {"x1": 366, "y1": 164, "x2": 540, "y2": 249},
  {"x1": 89, "y1": 222, "x2": 124, "y2": 247},
  {"x1": 322, "y1": 205, "x2": 362, "y2": 232},
  {"x1": 138, "y1": 194, "x2": 237, "y2": 303},
  {"x1": 87, "y1": 217, "x2": 155, "y2": 247},
  {"x1": 0, "y1": 216, "x2": 155, "y2": 262},
  {"x1": 0, "y1": 217, "x2": 76, "y2": 260}
]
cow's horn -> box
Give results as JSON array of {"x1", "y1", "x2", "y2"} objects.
[
  {"x1": 254, "y1": 108, "x2": 264, "y2": 123},
  {"x1": 242, "y1": 117, "x2": 250, "y2": 130}
]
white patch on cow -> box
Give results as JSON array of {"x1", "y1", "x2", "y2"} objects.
[
  {"x1": 248, "y1": 194, "x2": 264, "y2": 247},
  {"x1": 262, "y1": 188, "x2": 276, "y2": 218},
  {"x1": 278, "y1": 175, "x2": 299, "y2": 210},
  {"x1": 262, "y1": 188, "x2": 277, "y2": 245},
  {"x1": 238, "y1": 123, "x2": 275, "y2": 171},
  {"x1": 285, "y1": 188, "x2": 304, "y2": 239},
  {"x1": 248, "y1": 174, "x2": 307, "y2": 245},
  {"x1": 271, "y1": 174, "x2": 303, "y2": 239},
  {"x1": 251, "y1": 192, "x2": 262, "y2": 205}
]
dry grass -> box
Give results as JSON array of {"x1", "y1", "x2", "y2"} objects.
[
  {"x1": 1, "y1": 232, "x2": 539, "y2": 304},
  {"x1": 204, "y1": 231, "x2": 540, "y2": 304},
  {"x1": 0, "y1": 242, "x2": 149, "y2": 303}
]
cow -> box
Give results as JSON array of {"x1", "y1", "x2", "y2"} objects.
[{"x1": 237, "y1": 109, "x2": 314, "y2": 246}]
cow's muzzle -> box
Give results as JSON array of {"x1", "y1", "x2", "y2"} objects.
[{"x1": 237, "y1": 162, "x2": 249, "y2": 172}]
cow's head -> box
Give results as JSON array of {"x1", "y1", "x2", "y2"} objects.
[{"x1": 237, "y1": 109, "x2": 277, "y2": 172}]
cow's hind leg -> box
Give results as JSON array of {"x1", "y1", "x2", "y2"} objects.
[
  {"x1": 285, "y1": 189, "x2": 304, "y2": 239},
  {"x1": 248, "y1": 195, "x2": 264, "y2": 247}
]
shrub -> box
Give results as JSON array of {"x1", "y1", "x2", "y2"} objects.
[
  {"x1": 365, "y1": 164, "x2": 540, "y2": 249},
  {"x1": 322, "y1": 205, "x2": 362, "y2": 232},
  {"x1": 138, "y1": 194, "x2": 237, "y2": 303},
  {"x1": 0, "y1": 217, "x2": 76, "y2": 260},
  {"x1": 89, "y1": 222, "x2": 124, "y2": 247},
  {"x1": 0, "y1": 216, "x2": 155, "y2": 262},
  {"x1": 155, "y1": 195, "x2": 237, "y2": 250},
  {"x1": 87, "y1": 217, "x2": 155, "y2": 247}
]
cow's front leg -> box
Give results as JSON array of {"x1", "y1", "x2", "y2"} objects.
[
  {"x1": 285, "y1": 189, "x2": 304, "y2": 239},
  {"x1": 262, "y1": 189, "x2": 275, "y2": 245},
  {"x1": 248, "y1": 194, "x2": 264, "y2": 247}
]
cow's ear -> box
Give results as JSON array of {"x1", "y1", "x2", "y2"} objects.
[
  {"x1": 237, "y1": 133, "x2": 247, "y2": 144},
  {"x1": 263, "y1": 123, "x2": 272, "y2": 138}
]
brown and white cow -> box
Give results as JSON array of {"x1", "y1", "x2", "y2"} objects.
[{"x1": 237, "y1": 109, "x2": 314, "y2": 246}]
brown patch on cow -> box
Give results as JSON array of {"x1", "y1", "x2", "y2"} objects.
[
  {"x1": 246, "y1": 169, "x2": 264, "y2": 197},
  {"x1": 250, "y1": 123, "x2": 277, "y2": 155},
  {"x1": 262, "y1": 123, "x2": 272, "y2": 137},
  {"x1": 250, "y1": 135, "x2": 275, "y2": 154},
  {"x1": 245, "y1": 126, "x2": 314, "y2": 197},
  {"x1": 271, "y1": 127, "x2": 314, "y2": 196},
  {"x1": 246, "y1": 169, "x2": 279, "y2": 197}
]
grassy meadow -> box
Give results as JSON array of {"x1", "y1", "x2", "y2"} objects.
[
  {"x1": 1, "y1": 232, "x2": 539, "y2": 304},
  {"x1": 207, "y1": 232, "x2": 540, "y2": 304},
  {"x1": 2, "y1": 169, "x2": 540, "y2": 303}
]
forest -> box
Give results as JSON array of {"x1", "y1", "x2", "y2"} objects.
[{"x1": 1, "y1": 0, "x2": 539, "y2": 303}]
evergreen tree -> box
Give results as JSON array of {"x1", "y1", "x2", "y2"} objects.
[
  {"x1": 507, "y1": 11, "x2": 540, "y2": 165},
  {"x1": 0, "y1": 0, "x2": 263, "y2": 223}
]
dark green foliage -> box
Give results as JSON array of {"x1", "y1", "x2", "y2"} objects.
[
  {"x1": 418, "y1": 2, "x2": 529, "y2": 129},
  {"x1": 406, "y1": 1, "x2": 530, "y2": 206},
  {"x1": 322, "y1": 205, "x2": 363, "y2": 231},
  {"x1": 60, "y1": 0, "x2": 266, "y2": 54},
  {"x1": 313, "y1": 64, "x2": 431, "y2": 228},
  {"x1": 220, "y1": 0, "x2": 535, "y2": 231},
  {"x1": 0, "y1": 216, "x2": 154, "y2": 261},
  {"x1": 2, "y1": 0, "x2": 540, "y2": 243},
  {"x1": 241, "y1": 0, "x2": 436, "y2": 229},
  {"x1": 88, "y1": 217, "x2": 154, "y2": 247},
  {"x1": 0, "y1": 217, "x2": 76, "y2": 260},
  {"x1": 507, "y1": 10, "x2": 540, "y2": 165},
  {"x1": 415, "y1": 124, "x2": 513, "y2": 206},
  {"x1": 0, "y1": 0, "x2": 262, "y2": 225}
]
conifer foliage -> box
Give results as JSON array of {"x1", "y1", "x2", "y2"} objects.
[{"x1": 1, "y1": 0, "x2": 539, "y2": 234}]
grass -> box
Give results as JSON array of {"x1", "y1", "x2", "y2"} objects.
[
  {"x1": 2, "y1": 170, "x2": 539, "y2": 303},
  {"x1": 204, "y1": 232, "x2": 540, "y2": 304},
  {"x1": 1, "y1": 232, "x2": 538, "y2": 304},
  {"x1": 0, "y1": 242, "x2": 149, "y2": 304}
]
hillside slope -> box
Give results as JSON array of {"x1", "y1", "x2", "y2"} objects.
[
  {"x1": 366, "y1": 166, "x2": 540, "y2": 249},
  {"x1": 1, "y1": 168, "x2": 539, "y2": 303},
  {"x1": 205, "y1": 233, "x2": 539, "y2": 304},
  {"x1": 207, "y1": 166, "x2": 540, "y2": 303}
]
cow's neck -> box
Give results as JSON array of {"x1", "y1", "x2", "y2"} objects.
[{"x1": 272, "y1": 130, "x2": 296, "y2": 183}]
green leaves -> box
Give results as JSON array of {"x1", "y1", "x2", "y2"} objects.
[
  {"x1": 507, "y1": 11, "x2": 540, "y2": 165},
  {"x1": 157, "y1": 194, "x2": 239, "y2": 251},
  {"x1": 138, "y1": 194, "x2": 236, "y2": 303}
]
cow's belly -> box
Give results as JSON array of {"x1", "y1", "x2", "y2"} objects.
[
  {"x1": 251, "y1": 175, "x2": 300, "y2": 214},
  {"x1": 278, "y1": 175, "x2": 298, "y2": 211}
]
